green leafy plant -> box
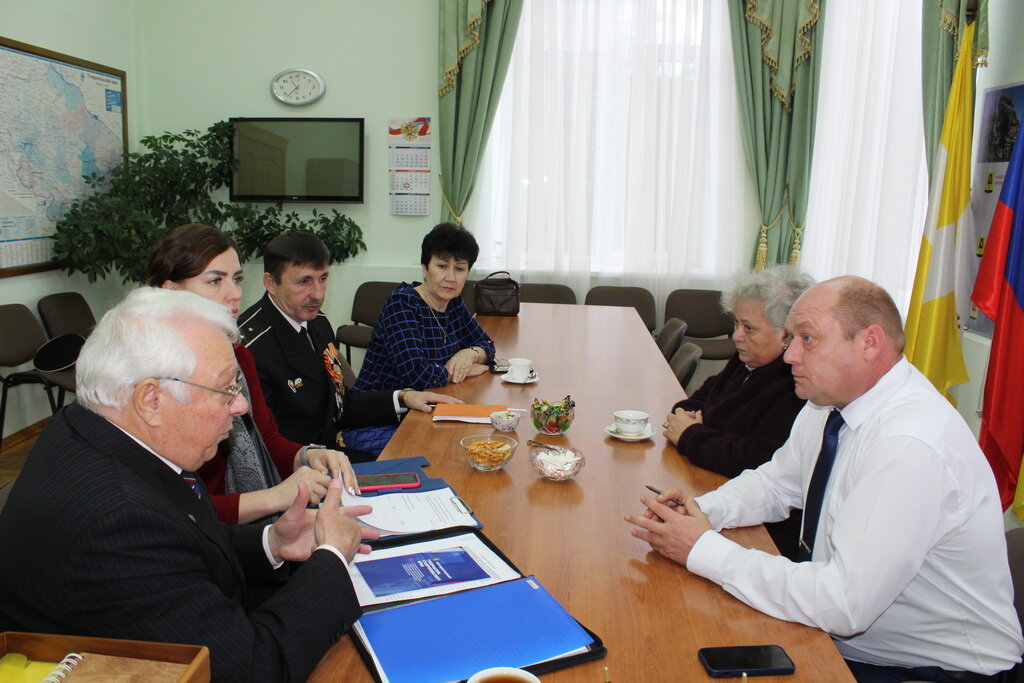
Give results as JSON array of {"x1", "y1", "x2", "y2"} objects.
[{"x1": 52, "y1": 121, "x2": 365, "y2": 284}]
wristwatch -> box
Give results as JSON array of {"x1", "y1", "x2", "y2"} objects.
[
  {"x1": 397, "y1": 388, "x2": 413, "y2": 409},
  {"x1": 298, "y1": 443, "x2": 328, "y2": 468}
]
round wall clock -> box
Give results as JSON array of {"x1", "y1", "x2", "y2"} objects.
[{"x1": 270, "y1": 69, "x2": 325, "y2": 105}]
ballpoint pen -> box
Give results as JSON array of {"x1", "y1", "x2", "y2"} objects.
[{"x1": 644, "y1": 484, "x2": 685, "y2": 507}]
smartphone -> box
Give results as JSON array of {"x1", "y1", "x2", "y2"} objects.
[
  {"x1": 356, "y1": 472, "x2": 421, "y2": 492},
  {"x1": 491, "y1": 358, "x2": 511, "y2": 374},
  {"x1": 698, "y1": 645, "x2": 795, "y2": 678}
]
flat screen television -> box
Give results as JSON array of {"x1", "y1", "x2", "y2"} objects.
[{"x1": 229, "y1": 117, "x2": 364, "y2": 203}]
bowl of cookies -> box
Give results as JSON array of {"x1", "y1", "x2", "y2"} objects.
[{"x1": 461, "y1": 434, "x2": 518, "y2": 471}]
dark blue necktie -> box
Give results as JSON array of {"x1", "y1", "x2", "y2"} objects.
[
  {"x1": 797, "y1": 409, "x2": 845, "y2": 561},
  {"x1": 181, "y1": 471, "x2": 202, "y2": 500}
]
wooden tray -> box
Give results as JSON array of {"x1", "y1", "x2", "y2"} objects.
[{"x1": 0, "y1": 631, "x2": 210, "y2": 682}]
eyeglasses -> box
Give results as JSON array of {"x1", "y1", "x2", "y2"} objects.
[{"x1": 157, "y1": 372, "x2": 245, "y2": 405}]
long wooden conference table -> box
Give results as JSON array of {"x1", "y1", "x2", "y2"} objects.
[{"x1": 311, "y1": 302, "x2": 853, "y2": 682}]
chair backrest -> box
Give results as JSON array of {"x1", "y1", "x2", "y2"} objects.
[
  {"x1": 669, "y1": 342, "x2": 703, "y2": 390},
  {"x1": 656, "y1": 318, "x2": 688, "y2": 361},
  {"x1": 665, "y1": 289, "x2": 732, "y2": 338},
  {"x1": 463, "y1": 279, "x2": 477, "y2": 314},
  {"x1": 665, "y1": 288, "x2": 736, "y2": 360},
  {"x1": 37, "y1": 292, "x2": 97, "y2": 339},
  {"x1": 584, "y1": 286, "x2": 657, "y2": 331},
  {"x1": 520, "y1": 283, "x2": 577, "y2": 305},
  {"x1": 0, "y1": 304, "x2": 49, "y2": 368},
  {"x1": 350, "y1": 281, "x2": 400, "y2": 327}
]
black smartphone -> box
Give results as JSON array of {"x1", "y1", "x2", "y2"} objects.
[
  {"x1": 491, "y1": 358, "x2": 510, "y2": 373},
  {"x1": 698, "y1": 645, "x2": 795, "y2": 678},
  {"x1": 356, "y1": 472, "x2": 421, "y2": 492}
]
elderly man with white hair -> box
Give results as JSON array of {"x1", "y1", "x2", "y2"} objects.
[{"x1": 0, "y1": 287, "x2": 377, "y2": 682}]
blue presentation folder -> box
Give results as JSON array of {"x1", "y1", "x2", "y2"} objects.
[{"x1": 353, "y1": 576, "x2": 605, "y2": 683}]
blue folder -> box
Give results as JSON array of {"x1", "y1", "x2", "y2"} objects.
[{"x1": 354, "y1": 576, "x2": 605, "y2": 683}]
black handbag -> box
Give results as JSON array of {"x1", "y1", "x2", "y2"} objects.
[{"x1": 474, "y1": 271, "x2": 520, "y2": 316}]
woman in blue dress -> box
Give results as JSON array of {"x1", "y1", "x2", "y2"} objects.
[{"x1": 347, "y1": 223, "x2": 495, "y2": 453}]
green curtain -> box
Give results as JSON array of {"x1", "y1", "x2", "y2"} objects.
[
  {"x1": 438, "y1": 0, "x2": 523, "y2": 225},
  {"x1": 728, "y1": 0, "x2": 824, "y2": 269},
  {"x1": 922, "y1": 0, "x2": 988, "y2": 179}
]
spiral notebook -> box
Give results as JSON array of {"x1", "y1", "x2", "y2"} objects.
[{"x1": 43, "y1": 651, "x2": 188, "y2": 682}]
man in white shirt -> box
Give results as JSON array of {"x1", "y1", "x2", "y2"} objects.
[{"x1": 627, "y1": 276, "x2": 1023, "y2": 682}]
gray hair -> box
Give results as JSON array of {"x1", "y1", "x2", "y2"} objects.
[
  {"x1": 76, "y1": 287, "x2": 238, "y2": 411},
  {"x1": 721, "y1": 266, "x2": 815, "y2": 330}
]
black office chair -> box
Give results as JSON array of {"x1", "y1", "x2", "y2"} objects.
[
  {"x1": 520, "y1": 283, "x2": 577, "y2": 305},
  {"x1": 584, "y1": 286, "x2": 657, "y2": 332},
  {"x1": 335, "y1": 281, "x2": 399, "y2": 362},
  {"x1": 665, "y1": 289, "x2": 735, "y2": 360},
  {"x1": 0, "y1": 304, "x2": 75, "y2": 456},
  {"x1": 655, "y1": 318, "x2": 688, "y2": 361},
  {"x1": 37, "y1": 292, "x2": 96, "y2": 339},
  {"x1": 669, "y1": 342, "x2": 703, "y2": 391}
]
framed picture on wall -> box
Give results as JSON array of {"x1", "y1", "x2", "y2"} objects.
[{"x1": 0, "y1": 36, "x2": 127, "y2": 278}]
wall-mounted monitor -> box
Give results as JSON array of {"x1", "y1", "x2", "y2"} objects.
[{"x1": 229, "y1": 117, "x2": 364, "y2": 203}]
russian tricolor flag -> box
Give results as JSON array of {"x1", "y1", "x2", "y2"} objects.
[{"x1": 972, "y1": 133, "x2": 1024, "y2": 512}]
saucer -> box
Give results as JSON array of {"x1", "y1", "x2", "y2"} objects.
[
  {"x1": 502, "y1": 371, "x2": 539, "y2": 384},
  {"x1": 604, "y1": 424, "x2": 655, "y2": 441}
]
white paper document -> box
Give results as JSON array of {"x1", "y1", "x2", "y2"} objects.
[
  {"x1": 340, "y1": 487, "x2": 476, "y2": 534},
  {"x1": 349, "y1": 532, "x2": 521, "y2": 606}
]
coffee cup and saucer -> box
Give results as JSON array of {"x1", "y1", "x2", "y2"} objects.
[
  {"x1": 605, "y1": 410, "x2": 655, "y2": 441},
  {"x1": 502, "y1": 357, "x2": 539, "y2": 384}
]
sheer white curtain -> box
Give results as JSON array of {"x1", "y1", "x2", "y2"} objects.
[
  {"x1": 465, "y1": 0, "x2": 757, "y2": 321},
  {"x1": 801, "y1": 1, "x2": 928, "y2": 313}
]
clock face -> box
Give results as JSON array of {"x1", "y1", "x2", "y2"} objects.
[{"x1": 271, "y1": 69, "x2": 324, "y2": 105}]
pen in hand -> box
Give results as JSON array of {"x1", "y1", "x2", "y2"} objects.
[{"x1": 645, "y1": 485, "x2": 685, "y2": 508}]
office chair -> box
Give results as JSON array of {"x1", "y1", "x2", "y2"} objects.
[
  {"x1": 335, "y1": 281, "x2": 399, "y2": 362},
  {"x1": 584, "y1": 286, "x2": 657, "y2": 332},
  {"x1": 37, "y1": 291, "x2": 96, "y2": 339},
  {"x1": 520, "y1": 283, "x2": 577, "y2": 305},
  {"x1": 655, "y1": 318, "x2": 688, "y2": 361},
  {"x1": 0, "y1": 304, "x2": 75, "y2": 456},
  {"x1": 664, "y1": 289, "x2": 735, "y2": 360},
  {"x1": 669, "y1": 342, "x2": 703, "y2": 391}
]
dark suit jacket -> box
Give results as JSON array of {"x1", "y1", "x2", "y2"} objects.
[
  {"x1": 673, "y1": 353, "x2": 806, "y2": 559},
  {"x1": 0, "y1": 404, "x2": 360, "y2": 682},
  {"x1": 238, "y1": 292, "x2": 397, "y2": 449}
]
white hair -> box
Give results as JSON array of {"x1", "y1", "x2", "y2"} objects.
[
  {"x1": 721, "y1": 265, "x2": 816, "y2": 330},
  {"x1": 76, "y1": 287, "x2": 238, "y2": 411}
]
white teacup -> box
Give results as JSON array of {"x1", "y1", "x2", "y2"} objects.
[
  {"x1": 468, "y1": 667, "x2": 541, "y2": 683},
  {"x1": 507, "y1": 357, "x2": 534, "y2": 381},
  {"x1": 614, "y1": 410, "x2": 650, "y2": 435}
]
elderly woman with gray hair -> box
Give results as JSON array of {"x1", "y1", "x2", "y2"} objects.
[{"x1": 663, "y1": 265, "x2": 814, "y2": 559}]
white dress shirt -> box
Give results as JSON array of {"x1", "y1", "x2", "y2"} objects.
[{"x1": 689, "y1": 358, "x2": 1023, "y2": 674}]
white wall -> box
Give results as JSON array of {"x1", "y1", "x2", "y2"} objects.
[
  {"x1": 1, "y1": 0, "x2": 139, "y2": 436},
  {"x1": 1, "y1": 0, "x2": 439, "y2": 437}
]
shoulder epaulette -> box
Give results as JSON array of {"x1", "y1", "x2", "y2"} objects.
[{"x1": 242, "y1": 325, "x2": 271, "y2": 348}]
